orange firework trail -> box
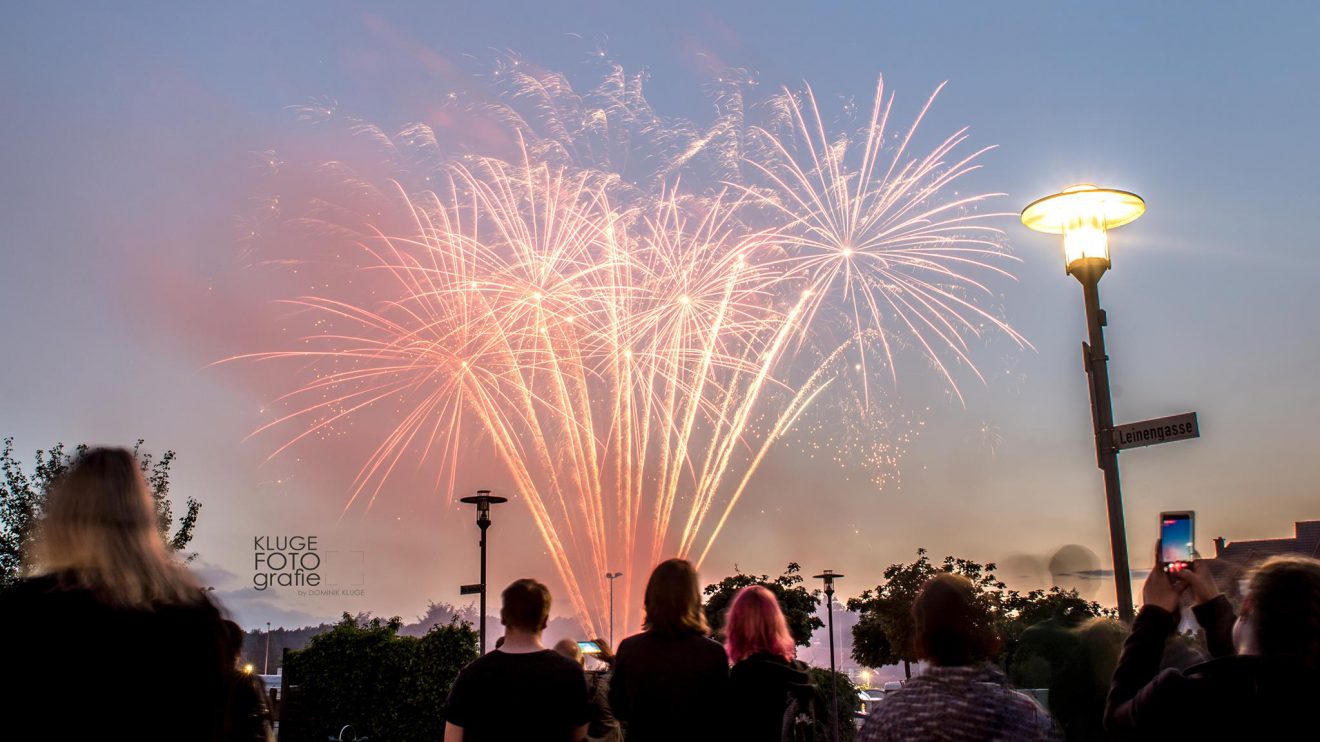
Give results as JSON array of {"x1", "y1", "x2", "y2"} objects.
[{"x1": 227, "y1": 65, "x2": 1027, "y2": 634}]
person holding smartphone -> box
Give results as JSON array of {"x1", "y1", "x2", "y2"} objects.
[
  {"x1": 1104, "y1": 541, "x2": 1320, "y2": 738},
  {"x1": 553, "y1": 638, "x2": 623, "y2": 742}
]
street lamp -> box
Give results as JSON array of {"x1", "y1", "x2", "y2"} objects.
[
  {"x1": 1021, "y1": 183, "x2": 1147, "y2": 623},
  {"x1": 264, "y1": 621, "x2": 271, "y2": 675},
  {"x1": 813, "y1": 569, "x2": 845, "y2": 742},
  {"x1": 604, "y1": 571, "x2": 623, "y2": 648},
  {"x1": 459, "y1": 489, "x2": 508, "y2": 654}
]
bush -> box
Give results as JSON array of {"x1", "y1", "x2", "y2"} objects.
[
  {"x1": 808, "y1": 667, "x2": 859, "y2": 742},
  {"x1": 281, "y1": 613, "x2": 477, "y2": 742}
]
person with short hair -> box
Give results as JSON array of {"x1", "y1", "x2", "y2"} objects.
[
  {"x1": 609, "y1": 559, "x2": 730, "y2": 742},
  {"x1": 857, "y1": 573, "x2": 1062, "y2": 741},
  {"x1": 0, "y1": 447, "x2": 238, "y2": 741},
  {"x1": 1105, "y1": 549, "x2": 1320, "y2": 738},
  {"x1": 444, "y1": 578, "x2": 589, "y2": 741},
  {"x1": 724, "y1": 585, "x2": 816, "y2": 741}
]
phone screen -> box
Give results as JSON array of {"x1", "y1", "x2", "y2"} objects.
[
  {"x1": 577, "y1": 641, "x2": 601, "y2": 654},
  {"x1": 1160, "y1": 512, "x2": 1195, "y2": 570}
]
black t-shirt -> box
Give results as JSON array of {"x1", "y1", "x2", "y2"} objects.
[{"x1": 444, "y1": 648, "x2": 590, "y2": 741}]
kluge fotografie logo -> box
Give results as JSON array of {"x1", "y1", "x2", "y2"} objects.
[
  {"x1": 253, "y1": 535, "x2": 321, "y2": 591},
  {"x1": 252, "y1": 535, "x2": 366, "y2": 597}
]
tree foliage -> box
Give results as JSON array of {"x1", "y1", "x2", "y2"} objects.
[
  {"x1": 281, "y1": 613, "x2": 478, "y2": 742},
  {"x1": 0, "y1": 437, "x2": 201, "y2": 586},
  {"x1": 846, "y1": 549, "x2": 1004, "y2": 678},
  {"x1": 847, "y1": 549, "x2": 1110, "y2": 679},
  {"x1": 703, "y1": 562, "x2": 824, "y2": 646},
  {"x1": 808, "y1": 667, "x2": 859, "y2": 742}
]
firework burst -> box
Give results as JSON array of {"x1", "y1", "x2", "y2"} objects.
[{"x1": 227, "y1": 62, "x2": 1026, "y2": 634}]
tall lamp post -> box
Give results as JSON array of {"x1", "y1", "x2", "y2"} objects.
[
  {"x1": 604, "y1": 571, "x2": 623, "y2": 647},
  {"x1": 264, "y1": 621, "x2": 271, "y2": 675},
  {"x1": 1021, "y1": 184, "x2": 1147, "y2": 623},
  {"x1": 459, "y1": 489, "x2": 508, "y2": 654},
  {"x1": 813, "y1": 569, "x2": 844, "y2": 742}
]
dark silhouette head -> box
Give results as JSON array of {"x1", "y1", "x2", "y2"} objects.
[
  {"x1": 912, "y1": 573, "x2": 1000, "y2": 666},
  {"x1": 552, "y1": 637, "x2": 584, "y2": 666},
  {"x1": 500, "y1": 578, "x2": 552, "y2": 633},
  {"x1": 1240, "y1": 555, "x2": 1320, "y2": 670},
  {"x1": 643, "y1": 558, "x2": 709, "y2": 636}
]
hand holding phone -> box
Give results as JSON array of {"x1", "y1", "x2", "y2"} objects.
[
  {"x1": 1143, "y1": 540, "x2": 1183, "y2": 613},
  {"x1": 577, "y1": 640, "x2": 602, "y2": 655}
]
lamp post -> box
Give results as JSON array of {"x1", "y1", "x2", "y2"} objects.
[
  {"x1": 604, "y1": 571, "x2": 623, "y2": 648},
  {"x1": 1021, "y1": 184, "x2": 1147, "y2": 623},
  {"x1": 813, "y1": 569, "x2": 844, "y2": 742},
  {"x1": 264, "y1": 621, "x2": 271, "y2": 675},
  {"x1": 459, "y1": 489, "x2": 508, "y2": 654}
]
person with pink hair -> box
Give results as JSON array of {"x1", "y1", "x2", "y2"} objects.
[{"x1": 725, "y1": 585, "x2": 817, "y2": 741}]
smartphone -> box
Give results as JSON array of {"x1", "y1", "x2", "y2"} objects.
[
  {"x1": 577, "y1": 640, "x2": 602, "y2": 655},
  {"x1": 1159, "y1": 511, "x2": 1195, "y2": 572}
]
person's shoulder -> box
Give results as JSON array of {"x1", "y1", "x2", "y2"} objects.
[
  {"x1": 1183, "y1": 654, "x2": 1253, "y2": 678},
  {"x1": 615, "y1": 633, "x2": 646, "y2": 651},
  {"x1": 541, "y1": 649, "x2": 587, "y2": 674},
  {"x1": 732, "y1": 651, "x2": 785, "y2": 673},
  {"x1": 692, "y1": 634, "x2": 727, "y2": 653},
  {"x1": 0, "y1": 574, "x2": 92, "y2": 612},
  {"x1": 0, "y1": 574, "x2": 60, "y2": 598},
  {"x1": 613, "y1": 633, "x2": 647, "y2": 660}
]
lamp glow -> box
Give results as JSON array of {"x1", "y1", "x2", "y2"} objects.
[{"x1": 1021, "y1": 184, "x2": 1145, "y2": 275}]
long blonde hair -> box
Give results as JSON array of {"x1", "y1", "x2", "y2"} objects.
[{"x1": 31, "y1": 447, "x2": 201, "y2": 607}]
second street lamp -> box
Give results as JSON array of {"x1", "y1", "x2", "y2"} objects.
[
  {"x1": 1021, "y1": 183, "x2": 1147, "y2": 623},
  {"x1": 604, "y1": 571, "x2": 623, "y2": 648},
  {"x1": 813, "y1": 569, "x2": 844, "y2": 742},
  {"x1": 459, "y1": 489, "x2": 508, "y2": 654}
]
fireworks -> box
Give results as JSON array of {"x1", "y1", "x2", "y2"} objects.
[{"x1": 229, "y1": 61, "x2": 1026, "y2": 634}]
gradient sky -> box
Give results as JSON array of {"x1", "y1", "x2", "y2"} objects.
[{"x1": 4, "y1": 2, "x2": 1319, "y2": 631}]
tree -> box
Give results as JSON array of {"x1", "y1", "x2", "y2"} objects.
[
  {"x1": 807, "y1": 667, "x2": 859, "y2": 742},
  {"x1": 1002, "y1": 587, "x2": 1115, "y2": 687},
  {"x1": 280, "y1": 613, "x2": 478, "y2": 742},
  {"x1": 0, "y1": 437, "x2": 202, "y2": 586},
  {"x1": 703, "y1": 562, "x2": 823, "y2": 646},
  {"x1": 846, "y1": 549, "x2": 1005, "y2": 679}
]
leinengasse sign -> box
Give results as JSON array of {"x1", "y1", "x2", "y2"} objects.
[{"x1": 1112, "y1": 412, "x2": 1200, "y2": 451}]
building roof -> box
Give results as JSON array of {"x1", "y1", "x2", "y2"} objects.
[{"x1": 1204, "y1": 520, "x2": 1320, "y2": 599}]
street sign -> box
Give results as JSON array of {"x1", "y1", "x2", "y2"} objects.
[
  {"x1": 459, "y1": 583, "x2": 484, "y2": 595},
  {"x1": 1112, "y1": 412, "x2": 1199, "y2": 450}
]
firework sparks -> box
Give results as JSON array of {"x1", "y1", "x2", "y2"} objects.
[{"x1": 226, "y1": 61, "x2": 1026, "y2": 634}]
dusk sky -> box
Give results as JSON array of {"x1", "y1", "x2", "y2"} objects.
[{"x1": 4, "y1": 2, "x2": 1319, "y2": 632}]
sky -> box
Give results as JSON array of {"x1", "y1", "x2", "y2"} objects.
[{"x1": 3, "y1": 2, "x2": 1319, "y2": 633}]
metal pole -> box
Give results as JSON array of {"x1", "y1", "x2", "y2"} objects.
[
  {"x1": 264, "y1": 621, "x2": 271, "y2": 675},
  {"x1": 814, "y1": 570, "x2": 844, "y2": 742},
  {"x1": 1077, "y1": 265, "x2": 1134, "y2": 623},
  {"x1": 478, "y1": 517, "x2": 490, "y2": 654},
  {"x1": 826, "y1": 594, "x2": 838, "y2": 742}
]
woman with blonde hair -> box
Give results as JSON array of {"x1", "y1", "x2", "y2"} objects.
[
  {"x1": 0, "y1": 447, "x2": 238, "y2": 741},
  {"x1": 609, "y1": 558, "x2": 729, "y2": 741}
]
